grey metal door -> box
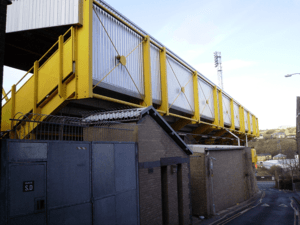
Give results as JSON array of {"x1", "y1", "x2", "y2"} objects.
[
  {"x1": 92, "y1": 143, "x2": 139, "y2": 225},
  {"x1": 9, "y1": 163, "x2": 46, "y2": 224}
]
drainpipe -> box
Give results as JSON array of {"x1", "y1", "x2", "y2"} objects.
[{"x1": 225, "y1": 129, "x2": 240, "y2": 146}]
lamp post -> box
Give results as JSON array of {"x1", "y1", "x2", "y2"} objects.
[{"x1": 285, "y1": 73, "x2": 300, "y2": 77}]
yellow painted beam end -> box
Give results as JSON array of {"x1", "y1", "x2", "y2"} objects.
[
  {"x1": 142, "y1": 35, "x2": 152, "y2": 107},
  {"x1": 192, "y1": 71, "x2": 200, "y2": 122},
  {"x1": 212, "y1": 86, "x2": 219, "y2": 126},
  {"x1": 158, "y1": 47, "x2": 169, "y2": 115}
]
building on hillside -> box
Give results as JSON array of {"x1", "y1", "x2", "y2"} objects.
[
  {"x1": 287, "y1": 135, "x2": 296, "y2": 139},
  {"x1": 257, "y1": 153, "x2": 272, "y2": 162},
  {"x1": 188, "y1": 145, "x2": 258, "y2": 217},
  {"x1": 271, "y1": 132, "x2": 286, "y2": 139},
  {"x1": 273, "y1": 153, "x2": 287, "y2": 160},
  {"x1": 84, "y1": 106, "x2": 193, "y2": 225},
  {"x1": 257, "y1": 134, "x2": 264, "y2": 139}
]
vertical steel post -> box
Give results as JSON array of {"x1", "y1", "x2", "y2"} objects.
[
  {"x1": 58, "y1": 35, "x2": 64, "y2": 98},
  {"x1": 230, "y1": 99, "x2": 235, "y2": 130},
  {"x1": 247, "y1": 112, "x2": 251, "y2": 135},
  {"x1": 10, "y1": 84, "x2": 16, "y2": 139},
  {"x1": 213, "y1": 86, "x2": 219, "y2": 126},
  {"x1": 77, "y1": 0, "x2": 93, "y2": 98},
  {"x1": 158, "y1": 47, "x2": 168, "y2": 115},
  {"x1": 192, "y1": 71, "x2": 200, "y2": 122},
  {"x1": 252, "y1": 115, "x2": 257, "y2": 136},
  {"x1": 218, "y1": 90, "x2": 224, "y2": 127},
  {"x1": 239, "y1": 106, "x2": 245, "y2": 132},
  {"x1": 71, "y1": 26, "x2": 78, "y2": 98},
  {"x1": 33, "y1": 61, "x2": 39, "y2": 114},
  {"x1": 142, "y1": 35, "x2": 152, "y2": 106}
]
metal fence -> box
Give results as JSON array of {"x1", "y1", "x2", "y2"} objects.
[{"x1": 5, "y1": 112, "x2": 138, "y2": 142}]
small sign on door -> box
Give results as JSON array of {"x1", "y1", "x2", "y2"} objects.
[{"x1": 23, "y1": 181, "x2": 34, "y2": 192}]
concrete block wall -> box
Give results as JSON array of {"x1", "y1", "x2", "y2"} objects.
[
  {"x1": 190, "y1": 147, "x2": 258, "y2": 216},
  {"x1": 138, "y1": 116, "x2": 191, "y2": 225},
  {"x1": 190, "y1": 153, "x2": 209, "y2": 217},
  {"x1": 139, "y1": 167, "x2": 163, "y2": 225}
]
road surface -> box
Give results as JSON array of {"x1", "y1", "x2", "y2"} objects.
[{"x1": 220, "y1": 181, "x2": 298, "y2": 225}]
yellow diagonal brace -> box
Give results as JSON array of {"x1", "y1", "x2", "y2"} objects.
[
  {"x1": 192, "y1": 71, "x2": 200, "y2": 122},
  {"x1": 124, "y1": 65, "x2": 144, "y2": 100},
  {"x1": 158, "y1": 47, "x2": 169, "y2": 115},
  {"x1": 198, "y1": 80, "x2": 214, "y2": 117},
  {"x1": 142, "y1": 35, "x2": 152, "y2": 106},
  {"x1": 2, "y1": 88, "x2": 8, "y2": 101},
  {"x1": 93, "y1": 6, "x2": 120, "y2": 56},
  {"x1": 212, "y1": 86, "x2": 219, "y2": 126},
  {"x1": 58, "y1": 35, "x2": 65, "y2": 99},
  {"x1": 33, "y1": 61, "x2": 39, "y2": 114}
]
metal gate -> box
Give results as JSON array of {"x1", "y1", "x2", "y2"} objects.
[{"x1": 0, "y1": 140, "x2": 139, "y2": 225}]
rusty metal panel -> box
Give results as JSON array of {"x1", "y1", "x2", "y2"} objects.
[
  {"x1": 92, "y1": 6, "x2": 144, "y2": 99},
  {"x1": 6, "y1": 0, "x2": 83, "y2": 33},
  {"x1": 198, "y1": 78, "x2": 214, "y2": 120},
  {"x1": 166, "y1": 55, "x2": 194, "y2": 114}
]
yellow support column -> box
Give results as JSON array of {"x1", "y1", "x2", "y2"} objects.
[
  {"x1": 10, "y1": 84, "x2": 16, "y2": 125},
  {"x1": 10, "y1": 85, "x2": 16, "y2": 139},
  {"x1": 213, "y1": 86, "x2": 219, "y2": 126},
  {"x1": 71, "y1": 26, "x2": 78, "y2": 98},
  {"x1": 218, "y1": 90, "x2": 224, "y2": 127},
  {"x1": 77, "y1": 0, "x2": 93, "y2": 99},
  {"x1": 192, "y1": 71, "x2": 200, "y2": 122},
  {"x1": 33, "y1": 61, "x2": 39, "y2": 114},
  {"x1": 247, "y1": 112, "x2": 251, "y2": 134},
  {"x1": 239, "y1": 106, "x2": 245, "y2": 133},
  {"x1": 256, "y1": 117, "x2": 260, "y2": 136},
  {"x1": 58, "y1": 35, "x2": 65, "y2": 98},
  {"x1": 158, "y1": 47, "x2": 169, "y2": 115},
  {"x1": 252, "y1": 115, "x2": 257, "y2": 136},
  {"x1": 142, "y1": 35, "x2": 152, "y2": 106},
  {"x1": 230, "y1": 99, "x2": 235, "y2": 130}
]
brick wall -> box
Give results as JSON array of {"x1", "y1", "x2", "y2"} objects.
[
  {"x1": 137, "y1": 116, "x2": 188, "y2": 163},
  {"x1": 138, "y1": 116, "x2": 191, "y2": 225},
  {"x1": 139, "y1": 167, "x2": 163, "y2": 225},
  {"x1": 190, "y1": 147, "x2": 258, "y2": 216},
  {"x1": 190, "y1": 153, "x2": 209, "y2": 217}
]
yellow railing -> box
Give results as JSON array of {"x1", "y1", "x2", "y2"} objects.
[
  {"x1": 2, "y1": 27, "x2": 76, "y2": 134},
  {"x1": 92, "y1": 1, "x2": 259, "y2": 140}
]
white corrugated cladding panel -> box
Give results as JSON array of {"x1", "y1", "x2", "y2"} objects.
[{"x1": 6, "y1": 0, "x2": 83, "y2": 33}]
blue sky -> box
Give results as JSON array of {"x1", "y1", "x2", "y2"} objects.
[{"x1": 3, "y1": 0, "x2": 300, "y2": 130}]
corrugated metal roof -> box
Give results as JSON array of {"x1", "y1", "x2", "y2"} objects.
[
  {"x1": 84, "y1": 108, "x2": 145, "y2": 122},
  {"x1": 6, "y1": 0, "x2": 83, "y2": 33}
]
